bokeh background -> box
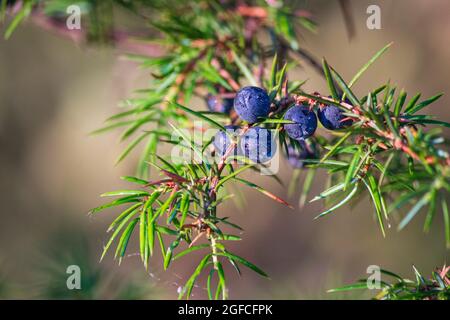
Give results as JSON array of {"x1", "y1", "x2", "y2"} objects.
[{"x1": 0, "y1": 0, "x2": 449, "y2": 299}]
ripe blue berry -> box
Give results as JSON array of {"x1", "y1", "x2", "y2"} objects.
[
  {"x1": 317, "y1": 105, "x2": 352, "y2": 130},
  {"x1": 206, "y1": 94, "x2": 234, "y2": 114},
  {"x1": 241, "y1": 127, "x2": 276, "y2": 163},
  {"x1": 234, "y1": 86, "x2": 270, "y2": 123},
  {"x1": 283, "y1": 105, "x2": 317, "y2": 140},
  {"x1": 213, "y1": 125, "x2": 241, "y2": 157},
  {"x1": 286, "y1": 143, "x2": 317, "y2": 169}
]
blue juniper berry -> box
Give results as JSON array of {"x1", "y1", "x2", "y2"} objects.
[
  {"x1": 234, "y1": 86, "x2": 270, "y2": 123},
  {"x1": 285, "y1": 141, "x2": 317, "y2": 169},
  {"x1": 317, "y1": 104, "x2": 352, "y2": 130},
  {"x1": 283, "y1": 105, "x2": 317, "y2": 140},
  {"x1": 241, "y1": 127, "x2": 276, "y2": 163},
  {"x1": 213, "y1": 125, "x2": 241, "y2": 157},
  {"x1": 205, "y1": 94, "x2": 234, "y2": 114}
]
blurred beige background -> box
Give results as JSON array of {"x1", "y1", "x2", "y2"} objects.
[{"x1": 0, "y1": 0, "x2": 449, "y2": 299}]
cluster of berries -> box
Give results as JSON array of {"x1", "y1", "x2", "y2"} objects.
[
  {"x1": 213, "y1": 125, "x2": 276, "y2": 164},
  {"x1": 207, "y1": 86, "x2": 351, "y2": 166},
  {"x1": 210, "y1": 86, "x2": 275, "y2": 164},
  {"x1": 283, "y1": 97, "x2": 352, "y2": 139}
]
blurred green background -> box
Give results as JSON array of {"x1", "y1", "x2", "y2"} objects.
[{"x1": 0, "y1": 0, "x2": 449, "y2": 299}]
